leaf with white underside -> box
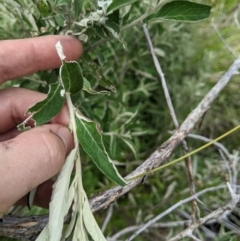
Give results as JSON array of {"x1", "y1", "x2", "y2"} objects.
[
  {"x1": 48, "y1": 147, "x2": 77, "y2": 241},
  {"x1": 62, "y1": 211, "x2": 77, "y2": 240},
  {"x1": 75, "y1": 112, "x2": 127, "y2": 186},
  {"x1": 62, "y1": 192, "x2": 77, "y2": 239},
  {"x1": 60, "y1": 61, "x2": 83, "y2": 94},
  {"x1": 83, "y1": 77, "x2": 110, "y2": 95},
  {"x1": 73, "y1": 208, "x2": 89, "y2": 241},
  {"x1": 148, "y1": 1, "x2": 211, "y2": 22},
  {"x1": 62, "y1": 176, "x2": 78, "y2": 240},
  {"x1": 28, "y1": 187, "x2": 37, "y2": 210},
  {"x1": 82, "y1": 192, "x2": 106, "y2": 241},
  {"x1": 35, "y1": 223, "x2": 50, "y2": 241},
  {"x1": 17, "y1": 82, "x2": 64, "y2": 130},
  {"x1": 36, "y1": 147, "x2": 77, "y2": 241},
  {"x1": 55, "y1": 41, "x2": 66, "y2": 61}
]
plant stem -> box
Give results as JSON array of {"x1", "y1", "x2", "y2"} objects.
[
  {"x1": 65, "y1": 93, "x2": 87, "y2": 241},
  {"x1": 66, "y1": 93, "x2": 78, "y2": 146}
]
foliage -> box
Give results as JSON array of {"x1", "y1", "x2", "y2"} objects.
[{"x1": 1, "y1": 0, "x2": 240, "y2": 240}]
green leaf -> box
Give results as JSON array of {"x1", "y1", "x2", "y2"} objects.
[
  {"x1": 94, "y1": 25, "x2": 111, "y2": 39},
  {"x1": 75, "y1": 112, "x2": 127, "y2": 186},
  {"x1": 60, "y1": 61, "x2": 84, "y2": 94},
  {"x1": 103, "y1": 20, "x2": 125, "y2": 45},
  {"x1": 108, "y1": 9, "x2": 120, "y2": 24},
  {"x1": 19, "y1": 0, "x2": 41, "y2": 19},
  {"x1": 82, "y1": 192, "x2": 106, "y2": 241},
  {"x1": 107, "y1": 0, "x2": 139, "y2": 13},
  {"x1": 148, "y1": 1, "x2": 212, "y2": 22},
  {"x1": 73, "y1": 0, "x2": 83, "y2": 17},
  {"x1": 96, "y1": 51, "x2": 106, "y2": 66},
  {"x1": 98, "y1": 78, "x2": 116, "y2": 93},
  {"x1": 20, "y1": 79, "x2": 39, "y2": 90},
  {"x1": 230, "y1": 236, "x2": 237, "y2": 241},
  {"x1": 55, "y1": 0, "x2": 71, "y2": 7},
  {"x1": 18, "y1": 83, "x2": 64, "y2": 128},
  {"x1": 82, "y1": 56, "x2": 116, "y2": 92},
  {"x1": 121, "y1": 4, "x2": 132, "y2": 22},
  {"x1": 83, "y1": 78, "x2": 111, "y2": 95},
  {"x1": 121, "y1": 137, "x2": 139, "y2": 160},
  {"x1": 18, "y1": 124, "x2": 31, "y2": 131},
  {"x1": 36, "y1": 0, "x2": 51, "y2": 17},
  {"x1": 55, "y1": 13, "x2": 65, "y2": 27},
  {"x1": 20, "y1": 11, "x2": 38, "y2": 32}
]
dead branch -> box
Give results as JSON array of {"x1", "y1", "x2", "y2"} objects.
[
  {"x1": 167, "y1": 183, "x2": 240, "y2": 241},
  {"x1": 89, "y1": 56, "x2": 240, "y2": 212},
  {"x1": 126, "y1": 185, "x2": 229, "y2": 241},
  {"x1": 142, "y1": 23, "x2": 197, "y2": 225},
  {"x1": 0, "y1": 213, "x2": 70, "y2": 241}
]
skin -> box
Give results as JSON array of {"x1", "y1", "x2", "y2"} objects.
[{"x1": 0, "y1": 35, "x2": 82, "y2": 217}]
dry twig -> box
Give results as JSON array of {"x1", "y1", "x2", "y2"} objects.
[
  {"x1": 108, "y1": 221, "x2": 190, "y2": 241},
  {"x1": 126, "y1": 185, "x2": 227, "y2": 241},
  {"x1": 167, "y1": 183, "x2": 240, "y2": 241},
  {"x1": 142, "y1": 23, "x2": 198, "y2": 225},
  {"x1": 101, "y1": 204, "x2": 114, "y2": 233}
]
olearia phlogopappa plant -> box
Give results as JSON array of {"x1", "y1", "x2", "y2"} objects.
[{"x1": 4, "y1": 0, "x2": 212, "y2": 240}]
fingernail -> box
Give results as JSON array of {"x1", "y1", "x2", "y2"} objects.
[{"x1": 57, "y1": 127, "x2": 73, "y2": 152}]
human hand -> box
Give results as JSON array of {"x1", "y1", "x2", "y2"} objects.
[{"x1": 0, "y1": 35, "x2": 82, "y2": 217}]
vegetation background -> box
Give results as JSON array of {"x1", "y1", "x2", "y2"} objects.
[{"x1": 0, "y1": 0, "x2": 240, "y2": 240}]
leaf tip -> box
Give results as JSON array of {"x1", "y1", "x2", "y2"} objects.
[
  {"x1": 60, "y1": 89, "x2": 65, "y2": 97},
  {"x1": 55, "y1": 41, "x2": 66, "y2": 61}
]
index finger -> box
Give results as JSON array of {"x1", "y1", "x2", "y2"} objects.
[{"x1": 0, "y1": 35, "x2": 82, "y2": 84}]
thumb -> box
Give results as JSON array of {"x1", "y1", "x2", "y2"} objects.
[{"x1": 0, "y1": 124, "x2": 74, "y2": 216}]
